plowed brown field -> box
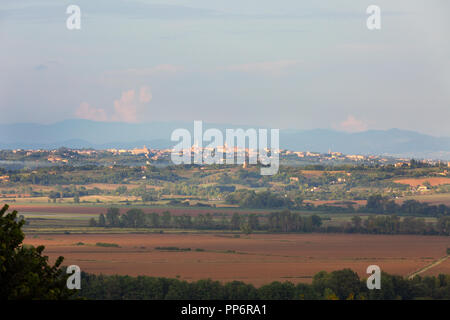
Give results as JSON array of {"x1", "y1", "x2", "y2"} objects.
[
  {"x1": 394, "y1": 177, "x2": 450, "y2": 187},
  {"x1": 24, "y1": 233, "x2": 450, "y2": 286}
]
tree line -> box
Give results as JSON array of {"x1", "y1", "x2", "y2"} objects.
[
  {"x1": 90, "y1": 208, "x2": 324, "y2": 233},
  {"x1": 340, "y1": 214, "x2": 450, "y2": 235},
  {"x1": 364, "y1": 195, "x2": 450, "y2": 217},
  {"x1": 225, "y1": 190, "x2": 450, "y2": 219},
  {"x1": 90, "y1": 208, "x2": 450, "y2": 235},
  {"x1": 76, "y1": 269, "x2": 450, "y2": 300}
]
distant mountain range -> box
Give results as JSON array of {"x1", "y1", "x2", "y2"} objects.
[{"x1": 1, "y1": 119, "x2": 450, "y2": 159}]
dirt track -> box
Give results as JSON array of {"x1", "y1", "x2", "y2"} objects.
[{"x1": 408, "y1": 255, "x2": 449, "y2": 279}]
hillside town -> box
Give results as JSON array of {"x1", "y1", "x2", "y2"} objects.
[{"x1": 1, "y1": 146, "x2": 450, "y2": 170}]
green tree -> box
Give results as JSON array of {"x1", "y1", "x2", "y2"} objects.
[
  {"x1": 311, "y1": 214, "x2": 322, "y2": 228},
  {"x1": 141, "y1": 193, "x2": 156, "y2": 203},
  {"x1": 240, "y1": 223, "x2": 253, "y2": 235},
  {"x1": 89, "y1": 217, "x2": 97, "y2": 227},
  {"x1": 294, "y1": 196, "x2": 304, "y2": 208},
  {"x1": 351, "y1": 215, "x2": 362, "y2": 229},
  {"x1": 150, "y1": 213, "x2": 160, "y2": 228},
  {"x1": 98, "y1": 213, "x2": 106, "y2": 227},
  {"x1": 121, "y1": 209, "x2": 146, "y2": 228},
  {"x1": 248, "y1": 214, "x2": 259, "y2": 230},
  {"x1": 106, "y1": 207, "x2": 120, "y2": 227},
  {"x1": 312, "y1": 269, "x2": 360, "y2": 300},
  {"x1": 437, "y1": 216, "x2": 450, "y2": 235},
  {"x1": 326, "y1": 269, "x2": 361, "y2": 300},
  {"x1": 0, "y1": 204, "x2": 73, "y2": 299},
  {"x1": 161, "y1": 211, "x2": 171, "y2": 227},
  {"x1": 115, "y1": 186, "x2": 127, "y2": 195},
  {"x1": 230, "y1": 213, "x2": 241, "y2": 230}
]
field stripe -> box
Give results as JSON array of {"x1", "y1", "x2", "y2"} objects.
[{"x1": 408, "y1": 255, "x2": 449, "y2": 279}]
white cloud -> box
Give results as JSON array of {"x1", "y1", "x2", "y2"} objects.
[
  {"x1": 75, "y1": 102, "x2": 108, "y2": 122},
  {"x1": 75, "y1": 86, "x2": 152, "y2": 123},
  {"x1": 334, "y1": 115, "x2": 368, "y2": 132}
]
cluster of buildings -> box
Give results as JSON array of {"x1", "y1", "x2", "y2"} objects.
[
  {"x1": 394, "y1": 160, "x2": 450, "y2": 168},
  {"x1": 282, "y1": 150, "x2": 378, "y2": 162},
  {"x1": 4, "y1": 147, "x2": 450, "y2": 167}
]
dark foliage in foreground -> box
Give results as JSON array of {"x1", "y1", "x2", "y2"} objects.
[
  {"x1": 76, "y1": 269, "x2": 450, "y2": 300},
  {"x1": 0, "y1": 204, "x2": 73, "y2": 300}
]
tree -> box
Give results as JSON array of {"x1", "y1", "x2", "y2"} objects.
[
  {"x1": 161, "y1": 211, "x2": 171, "y2": 227},
  {"x1": 326, "y1": 269, "x2": 361, "y2": 300},
  {"x1": 323, "y1": 288, "x2": 339, "y2": 300},
  {"x1": 150, "y1": 213, "x2": 160, "y2": 228},
  {"x1": 98, "y1": 214, "x2": 106, "y2": 227},
  {"x1": 106, "y1": 207, "x2": 121, "y2": 227},
  {"x1": 294, "y1": 196, "x2": 304, "y2": 208},
  {"x1": 121, "y1": 209, "x2": 146, "y2": 228},
  {"x1": 312, "y1": 269, "x2": 361, "y2": 300},
  {"x1": 311, "y1": 214, "x2": 322, "y2": 228},
  {"x1": 366, "y1": 194, "x2": 386, "y2": 212},
  {"x1": 141, "y1": 193, "x2": 156, "y2": 203},
  {"x1": 248, "y1": 214, "x2": 259, "y2": 230},
  {"x1": 240, "y1": 223, "x2": 252, "y2": 235},
  {"x1": 115, "y1": 186, "x2": 127, "y2": 195},
  {"x1": 0, "y1": 204, "x2": 73, "y2": 299},
  {"x1": 204, "y1": 213, "x2": 213, "y2": 228},
  {"x1": 89, "y1": 218, "x2": 97, "y2": 227},
  {"x1": 351, "y1": 216, "x2": 362, "y2": 229},
  {"x1": 230, "y1": 213, "x2": 241, "y2": 230},
  {"x1": 437, "y1": 216, "x2": 450, "y2": 235}
]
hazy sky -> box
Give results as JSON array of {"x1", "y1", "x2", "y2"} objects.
[{"x1": 1, "y1": 0, "x2": 449, "y2": 136}]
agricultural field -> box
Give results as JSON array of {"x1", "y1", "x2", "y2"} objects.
[
  {"x1": 24, "y1": 233, "x2": 450, "y2": 287},
  {"x1": 394, "y1": 177, "x2": 450, "y2": 187},
  {"x1": 3, "y1": 157, "x2": 450, "y2": 292},
  {"x1": 397, "y1": 193, "x2": 450, "y2": 206}
]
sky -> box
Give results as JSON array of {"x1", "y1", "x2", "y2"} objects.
[{"x1": 0, "y1": 0, "x2": 449, "y2": 136}]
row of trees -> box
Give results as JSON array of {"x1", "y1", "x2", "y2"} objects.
[
  {"x1": 346, "y1": 214, "x2": 450, "y2": 235},
  {"x1": 225, "y1": 190, "x2": 292, "y2": 208},
  {"x1": 90, "y1": 207, "x2": 450, "y2": 235},
  {"x1": 364, "y1": 195, "x2": 450, "y2": 217},
  {"x1": 224, "y1": 190, "x2": 450, "y2": 218},
  {"x1": 266, "y1": 210, "x2": 322, "y2": 232},
  {"x1": 77, "y1": 269, "x2": 450, "y2": 300},
  {"x1": 90, "y1": 208, "x2": 266, "y2": 233}
]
